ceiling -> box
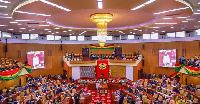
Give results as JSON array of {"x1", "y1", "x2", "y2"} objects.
[{"x1": 0, "y1": 0, "x2": 200, "y2": 36}]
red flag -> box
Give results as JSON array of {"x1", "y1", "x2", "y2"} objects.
[{"x1": 96, "y1": 60, "x2": 109, "y2": 78}]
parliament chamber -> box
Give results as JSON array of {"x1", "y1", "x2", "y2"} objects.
[{"x1": 0, "y1": 0, "x2": 200, "y2": 104}]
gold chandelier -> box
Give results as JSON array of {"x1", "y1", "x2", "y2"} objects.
[{"x1": 90, "y1": 13, "x2": 113, "y2": 47}]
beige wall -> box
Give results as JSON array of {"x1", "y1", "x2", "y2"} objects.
[{"x1": 0, "y1": 41, "x2": 200, "y2": 87}]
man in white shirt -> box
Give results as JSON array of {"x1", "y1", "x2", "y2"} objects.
[
  {"x1": 33, "y1": 53, "x2": 39, "y2": 69},
  {"x1": 163, "y1": 52, "x2": 171, "y2": 67},
  {"x1": 96, "y1": 82, "x2": 100, "y2": 93}
]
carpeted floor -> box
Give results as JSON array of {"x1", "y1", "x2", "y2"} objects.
[{"x1": 87, "y1": 90, "x2": 116, "y2": 104}]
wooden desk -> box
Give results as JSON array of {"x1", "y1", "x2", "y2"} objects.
[{"x1": 98, "y1": 84, "x2": 108, "y2": 94}]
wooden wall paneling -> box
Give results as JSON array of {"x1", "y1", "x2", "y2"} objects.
[{"x1": 110, "y1": 66, "x2": 126, "y2": 78}]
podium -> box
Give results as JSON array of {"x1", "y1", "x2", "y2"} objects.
[{"x1": 98, "y1": 84, "x2": 108, "y2": 94}]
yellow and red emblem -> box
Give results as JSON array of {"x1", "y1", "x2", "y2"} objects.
[{"x1": 99, "y1": 63, "x2": 107, "y2": 70}]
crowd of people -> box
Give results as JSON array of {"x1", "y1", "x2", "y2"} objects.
[
  {"x1": 64, "y1": 51, "x2": 141, "y2": 61},
  {"x1": 0, "y1": 58, "x2": 20, "y2": 72},
  {"x1": 0, "y1": 73, "x2": 199, "y2": 104},
  {"x1": 0, "y1": 75, "x2": 90, "y2": 104},
  {"x1": 179, "y1": 55, "x2": 200, "y2": 67}
]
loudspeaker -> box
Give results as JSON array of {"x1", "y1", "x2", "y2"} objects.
[
  {"x1": 61, "y1": 41, "x2": 63, "y2": 51},
  {"x1": 151, "y1": 49, "x2": 155, "y2": 55},
  {"x1": 4, "y1": 45, "x2": 7, "y2": 52},
  {"x1": 18, "y1": 50, "x2": 22, "y2": 58},
  {"x1": 142, "y1": 44, "x2": 145, "y2": 50},
  {"x1": 48, "y1": 50, "x2": 52, "y2": 56},
  {"x1": 181, "y1": 48, "x2": 186, "y2": 56}
]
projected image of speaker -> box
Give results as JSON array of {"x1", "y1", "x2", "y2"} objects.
[{"x1": 27, "y1": 51, "x2": 45, "y2": 69}]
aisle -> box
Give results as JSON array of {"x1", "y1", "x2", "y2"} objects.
[{"x1": 87, "y1": 90, "x2": 116, "y2": 104}]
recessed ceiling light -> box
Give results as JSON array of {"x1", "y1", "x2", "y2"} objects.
[
  {"x1": 54, "y1": 28, "x2": 60, "y2": 29},
  {"x1": 68, "y1": 30, "x2": 72, "y2": 31},
  {"x1": 161, "y1": 31, "x2": 165, "y2": 32},
  {"x1": 150, "y1": 27, "x2": 160, "y2": 29},
  {"x1": 15, "y1": 20, "x2": 45, "y2": 22},
  {"x1": 10, "y1": 21, "x2": 18, "y2": 24},
  {"x1": 32, "y1": 29, "x2": 35, "y2": 30},
  {"x1": 0, "y1": 0, "x2": 11, "y2": 3},
  {"x1": 44, "y1": 29, "x2": 51, "y2": 30},
  {"x1": 194, "y1": 13, "x2": 200, "y2": 14},
  {"x1": 0, "y1": 5, "x2": 7, "y2": 8},
  {"x1": 39, "y1": 25, "x2": 49, "y2": 26},
  {"x1": 182, "y1": 21, "x2": 188, "y2": 22},
  {"x1": 40, "y1": 0, "x2": 71, "y2": 11},
  {"x1": 154, "y1": 7, "x2": 189, "y2": 15},
  {"x1": 52, "y1": 33, "x2": 54, "y2": 34},
  {"x1": 161, "y1": 18, "x2": 173, "y2": 20},
  {"x1": 130, "y1": 32, "x2": 132, "y2": 33},
  {"x1": 8, "y1": 29, "x2": 13, "y2": 31},
  {"x1": 69, "y1": 34, "x2": 72, "y2": 35},
  {"x1": 0, "y1": 16, "x2": 11, "y2": 18},
  {"x1": 176, "y1": 16, "x2": 189, "y2": 19},
  {"x1": 55, "y1": 32, "x2": 59, "y2": 33},
  {"x1": 63, "y1": 31, "x2": 67, "y2": 33},
  {"x1": 133, "y1": 29, "x2": 138, "y2": 30},
  {"x1": 139, "y1": 30, "x2": 142, "y2": 31},
  {"x1": 19, "y1": 28, "x2": 26, "y2": 30},
  {"x1": 131, "y1": 0, "x2": 156, "y2": 11},
  {"x1": 0, "y1": 13, "x2": 8, "y2": 15},
  {"x1": 17, "y1": 24, "x2": 22, "y2": 25},
  {"x1": 0, "y1": 25, "x2": 7, "y2": 26},
  {"x1": 15, "y1": 11, "x2": 51, "y2": 16},
  {"x1": 29, "y1": 30, "x2": 32, "y2": 31},
  {"x1": 155, "y1": 23, "x2": 177, "y2": 25},
  {"x1": 48, "y1": 31, "x2": 51, "y2": 32},
  {"x1": 170, "y1": 27, "x2": 174, "y2": 28},
  {"x1": 133, "y1": 33, "x2": 135, "y2": 34}
]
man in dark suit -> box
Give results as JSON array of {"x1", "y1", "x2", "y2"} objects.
[
  {"x1": 71, "y1": 52, "x2": 75, "y2": 59},
  {"x1": 74, "y1": 93, "x2": 80, "y2": 104},
  {"x1": 119, "y1": 94, "x2": 124, "y2": 104}
]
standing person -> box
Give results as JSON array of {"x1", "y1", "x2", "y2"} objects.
[
  {"x1": 32, "y1": 52, "x2": 39, "y2": 69},
  {"x1": 65, "y1": 52, "x2": 68, "y2": 57},
  {"x1": 71, "y1": 52, "x2": 75, "y2": 59},
  {"x1": 74, "y1": 93, "x2": 80, "y2": 104},
  {"x1": 119, "y1": 94, "x2": 125, "y2": 104},
  {"x1": 96, "y1": 82, "x2": 100, "y2": 93}
]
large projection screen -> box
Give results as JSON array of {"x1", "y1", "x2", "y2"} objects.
[{"x1": 158, "y1": 49, "x2": 176, "y2": 67}]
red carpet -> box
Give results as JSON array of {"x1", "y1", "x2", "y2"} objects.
[{"x1": 87, "y1": 90, "x2": 116, "y2": 104}]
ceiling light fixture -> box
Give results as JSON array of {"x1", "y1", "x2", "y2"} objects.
[
  {"x1": 0, "y1": 13, "x2": 8, "y2": 15},
  {"x1": 131, "y1": 0, "x2": 156, "y2": 11},
  {"x1": 19, "y1": 28, "x2": 26, "y2": 29},
  {"x1": 15, "y1": 20, "x2": 45, "y2": 22},
  {"x1": 194, "y1": 13, "x2": 200, "y2": 14},
  {"x1": 68, "y1": 30, "x2": 72, "y2": 31},
  {"x1": 15, "y1": 11, "x2": 51, "y2": 16},
  {"x1": 0, "y1": 16, "x2": 11, "y2": 18},
  {"x1": 10, "y1": 21, "x2": 18, "y2": 24},
  {"x1": 0, "y1": 25, "x2": 7, "y2": 26},
  {"x1": 90, "y1": 13, "x2": 113, "y2": 47},
  {"x1": 0, "y1": 0, "x2": 11, "y2": 4},
  {"x1": 0, "y1": 5, "x2": 7, "y2": 8},
  {"x1": 39, "y1": 25, "x2": 49, "y2": 26},
  {"x1": 153, "y1": 7, "x2": 189, "y2": 15},
  {"x1": 8, "y1": 29, "x2": 13, "y2": 31},
  {"x1": 182, "y1": 21, "x2": 188, "y2": 22},
  {"x1": 40, "y1": 0, "x2": 71, "y2": 11},
  {"x1": 155, "y1": 23, "x2": 177, "y2": 25}
]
